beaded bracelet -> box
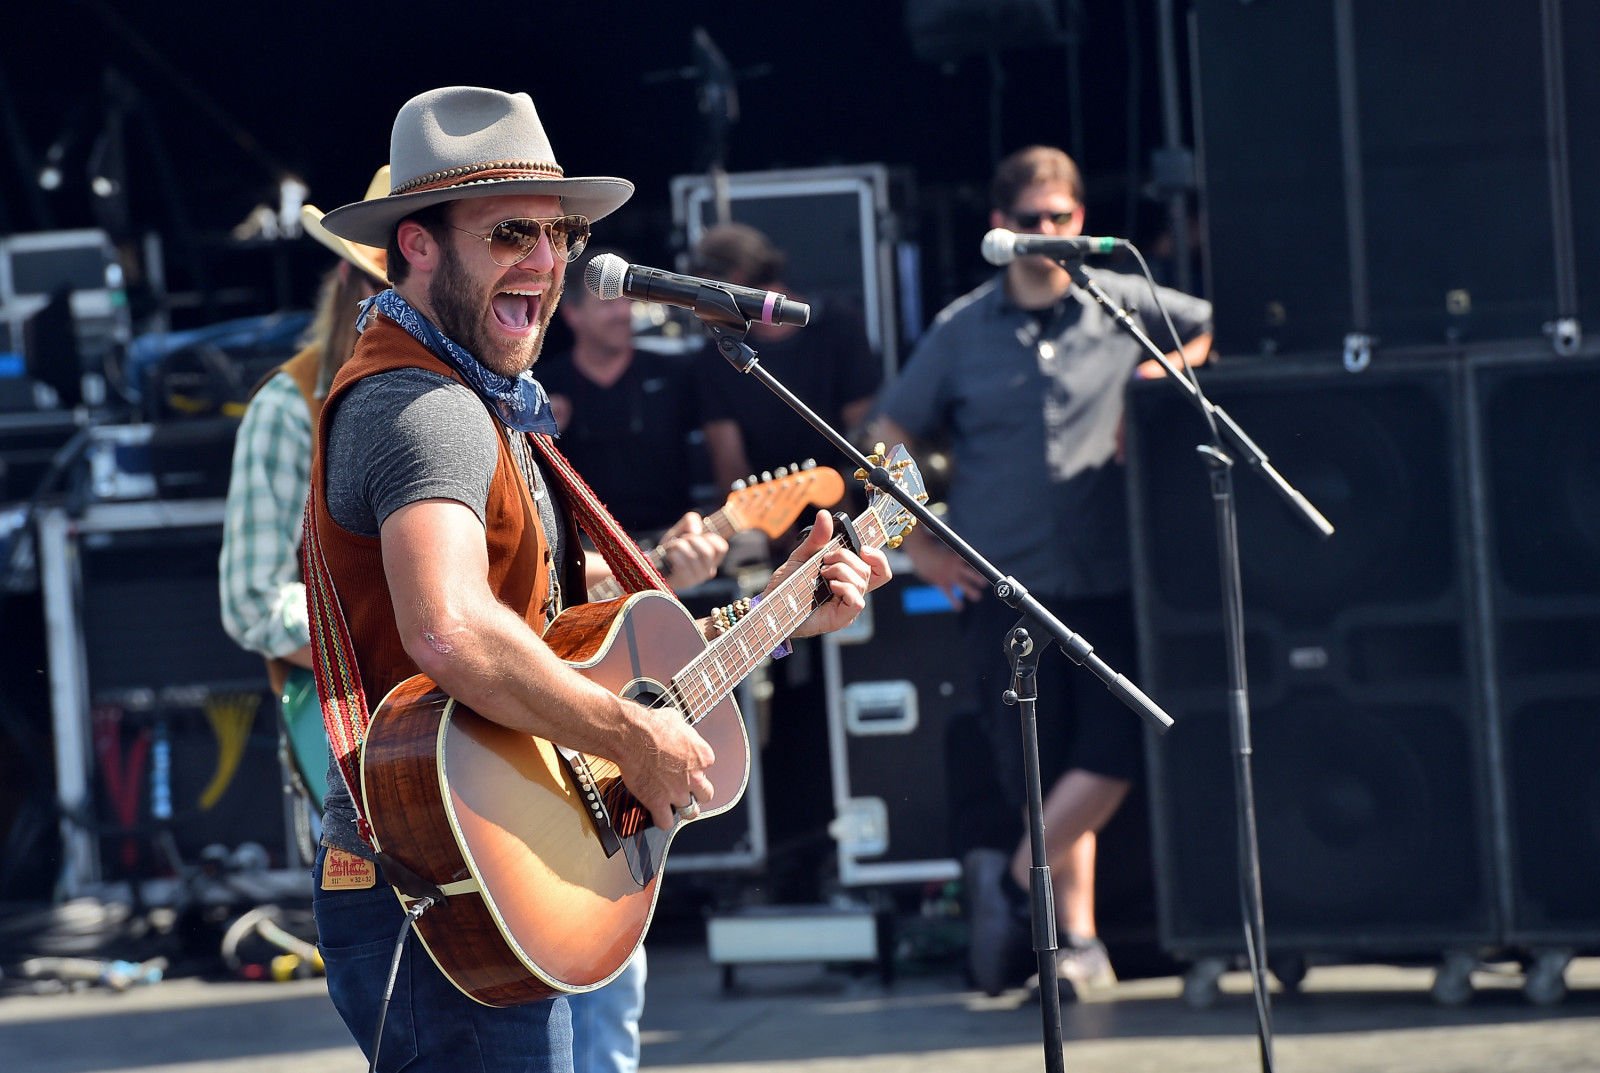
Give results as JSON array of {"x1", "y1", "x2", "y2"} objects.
[{"x1": 706, "y1": 595, "x2": 790, "y2": 660}]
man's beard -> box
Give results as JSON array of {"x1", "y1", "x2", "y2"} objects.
[{"x1": 427, "y1": 241, "x2": 560, "y2": 377}]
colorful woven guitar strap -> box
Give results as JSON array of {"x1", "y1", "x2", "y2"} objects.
[
  {"x1": 528, "y1": 433, "x2": 671, "y2": 596},
  {"x1": 301, "y1": 493, "x2": 377, "y2": 844}
]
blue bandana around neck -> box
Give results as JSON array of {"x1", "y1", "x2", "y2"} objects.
[{"x1": 357, "y1": 289, "x2": 559, "y2": 436}]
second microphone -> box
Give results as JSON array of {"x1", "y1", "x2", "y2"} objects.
[{"x1": 584, "y1": 253, "x2": 811, "y2": 328}]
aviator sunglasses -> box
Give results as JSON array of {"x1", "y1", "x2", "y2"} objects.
[{"x1": 451, "y1": 215, "x2": 591, "y2": 266}]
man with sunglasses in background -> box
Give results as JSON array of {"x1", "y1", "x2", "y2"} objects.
[
  {"x1": 872, "y1": 145, "x2": 1211, "y2": 1001},
  {"x1": 303, "y1": 86, "x2": 889, "y2": 1072}
]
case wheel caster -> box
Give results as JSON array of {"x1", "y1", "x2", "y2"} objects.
[
  {"x1": 1269, "y1": 953, "x2": 1307, "y2": 993},
  {"x1": 1523, "y1": 949, "x2": 1572, "y2": 1006},
  {"x1": 1182, "y1": 956, "x2": 1228, "y2": 1009},
  {"x1": 1431, "y1": 951, "x2": 1476, "y2": 1006}
]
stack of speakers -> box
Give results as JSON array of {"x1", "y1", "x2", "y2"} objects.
[
  {"x1": 1193, "y1": 0, "x2": 1599, "y2": 359},
  {"x1": 1131, "y1": 0, "x2": 1600, "y2": 975},
  {"x1": 1126, "y1": 349, "x2": 1600, "y2": 963}
]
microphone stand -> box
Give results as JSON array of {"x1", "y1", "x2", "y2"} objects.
[
  {"x1": 1057, "y1": 255, "x2": 1336, "y2": 1073},
  {"x1": 690, "y1": 287, "x2": 1173, "y2": 1073}
]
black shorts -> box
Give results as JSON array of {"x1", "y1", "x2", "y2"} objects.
[{"x1": 960, "y1": 590, "x2": 1145, "y2": 814}]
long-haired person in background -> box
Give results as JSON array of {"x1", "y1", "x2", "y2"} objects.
[{"x1": 219, "y1": 166, "x2": 390, "y2": 815}]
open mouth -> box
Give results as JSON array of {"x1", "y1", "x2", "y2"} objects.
[{"x1": 492, "y1": 288, "x2": 543, "y2": 333}]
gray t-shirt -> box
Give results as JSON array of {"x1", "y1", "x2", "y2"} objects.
[
  {"x1": 876, "y1": 270, "x2": 1211, "y2": 597},
  {"x1": 318, "y1": 366, "x2": 566, "y2": 858}
]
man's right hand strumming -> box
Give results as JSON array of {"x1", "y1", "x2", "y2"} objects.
[{"x1": 614, "y1": 697, "x2": 716, "y2": 831}]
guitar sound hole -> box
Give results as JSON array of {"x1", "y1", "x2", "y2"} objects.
[{"x1": 621, "y1": 679, "x2": 669, "y2": 709}]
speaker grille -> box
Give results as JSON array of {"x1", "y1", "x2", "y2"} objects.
[{"x1": 1476, "y1": 353, "x2": 1600, "y2": 941}]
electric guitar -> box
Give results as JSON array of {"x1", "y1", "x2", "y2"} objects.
[
  {"x1": 278, "y1": 667, "x2": 328, "y2": 806},
  {"x1": 587, "y1": 461, "x2": 845, "y2": 601},
  {"x1": 279, "y1": 463, "x2": 847, "y2": 806},
  {"x1": 358, "y1": 446, "x2": 923, "y2": 1007}
]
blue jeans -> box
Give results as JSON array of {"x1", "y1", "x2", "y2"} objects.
[
  {"x1": 311, "y1": 846, "x2": 573, "y2": 1072},
  {"x1": 569, "y1": 949, "x2": 646, "y2": 1073}
]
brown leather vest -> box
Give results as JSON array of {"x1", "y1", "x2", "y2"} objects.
[{"x1": 307, "y1": 313, "x2": 585, "y2": 706}]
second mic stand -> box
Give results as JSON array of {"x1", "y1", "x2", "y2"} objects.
[
  {"x1": 1058, "y1": 255, "x2": 1336, "y2": 1073},
  {"x1": 693, "y1": 290, "x2": 1173, "y2": 1073}
]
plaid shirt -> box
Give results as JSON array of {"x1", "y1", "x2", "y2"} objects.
[{"x1": 219, "y1": 370, "x2": 312, "y2": 659}]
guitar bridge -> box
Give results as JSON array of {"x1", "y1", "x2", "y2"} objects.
[{"x1": 558, "y1": 747, "x2": 659, "y2": 888}]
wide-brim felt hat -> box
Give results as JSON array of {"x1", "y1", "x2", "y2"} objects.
[
  {"x1": 319, "y1": 86, "x2": 634, "y2": 248},
  {"x1": 301, "y1": 165, "x2": 391, "y2": 282}
]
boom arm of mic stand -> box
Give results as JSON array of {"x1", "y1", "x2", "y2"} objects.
[
  {"x1": 1059, "y1": 259, "x2": 1335, "y2": 539},
  {"x1": 697, "y1": 303, "x2": 1174, "y2": 734}
]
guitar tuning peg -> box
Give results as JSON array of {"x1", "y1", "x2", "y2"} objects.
[
  {"x1": 730, "y1": 478, "x2": 747, "y2": 491},
  {"x1": 760, "y1": 470, "x2": 774, "y2": 483},
  {"x1": 746, "y1": 474, "x2": 759, "y2": 486},
  {"x1": 853, "y1": 466, "x2": 869, "y2": 481},
  {"x1": 802, "y1": 458, "x2": 817, "y2": 469},
  {"x1": 775, "y1": 465, "x2": 789, "y2": 478},
  {"x1": 888, "y1": 535, "x2": 904, "y2": 549},
  {"x1": 915, "y1": 492, "x2": 929, "y2": 504},
  {"x1": 873, "y1": 441, "x2": 887, "y2": 456}
]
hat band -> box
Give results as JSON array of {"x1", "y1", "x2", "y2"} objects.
[{"x1": 393, "y1": 159, "x2": 566, "y2": 196}]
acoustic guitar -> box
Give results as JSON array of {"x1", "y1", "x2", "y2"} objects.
[{"x1": 358, "y1": 446, "x2": 923, "y2": 1007}]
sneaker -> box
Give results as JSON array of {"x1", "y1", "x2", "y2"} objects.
[
  {"x1": 963, "y1": 848, "x2": 1032, "y2": 996},
  {"x1": 1049, "y1": 936, "x2": 1117, "y2": 1001}
]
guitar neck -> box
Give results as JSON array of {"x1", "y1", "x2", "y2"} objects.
[
  {"x1": 671, "y1": 508, "x2": 889, "y2": 722},
  {"x1": 587, "y1": 504, "x2": 740, "y2": 604}
]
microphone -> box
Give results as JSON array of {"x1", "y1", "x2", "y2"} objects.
[
  {"x1": 584, "y1": 253, "x2": 810, "y2": 327},
  {"x1": 981, "y1": 228, "x2": 1129, "y2": 266}
]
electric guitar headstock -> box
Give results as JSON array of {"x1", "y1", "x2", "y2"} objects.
[{"x1": 719, "y1": 461, "x2": 847, "y2": 538}]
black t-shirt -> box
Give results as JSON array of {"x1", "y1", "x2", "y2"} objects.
[
  {"x1": 539, "y1": 348, "x2": 706, "y2": 534},
  {"x1": 695, "y1": 298, "x2": 881, "y2": 477}
]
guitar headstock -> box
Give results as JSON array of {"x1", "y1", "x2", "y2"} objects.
[
  {"x1": 857, "y1": 443, "x2": 925, "y2": 549},
  {"x1": 721, "y1": 461, "x2": 847, "y2": 538}
]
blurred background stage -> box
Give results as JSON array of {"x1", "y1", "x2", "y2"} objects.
[{"x1": 1, "y1": 0, "x2": 1598, "y2": 1005}]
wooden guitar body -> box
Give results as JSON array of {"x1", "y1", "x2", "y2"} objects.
[{"x1": 360, "y1": 591, "x2": 748, "y2": 1006}]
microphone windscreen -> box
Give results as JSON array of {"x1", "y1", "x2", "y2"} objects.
[
  {"x1": 585, "y1": 252, "x2": 628, "y2": 300},
  {"x1": 980, "y1": 228, "x2": 1018, "y2": 266}
]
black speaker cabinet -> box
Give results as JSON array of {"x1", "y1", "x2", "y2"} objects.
[
  {"x1": 1127, "y1": 358, "x2": 1499, "y2": 954},
  {"x1": 1194, "y1": 0, "x2": 1587, "y2": 356},
  {"x1": 1473, "y1": 351, "x2": 1600, "y2": 944}
]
